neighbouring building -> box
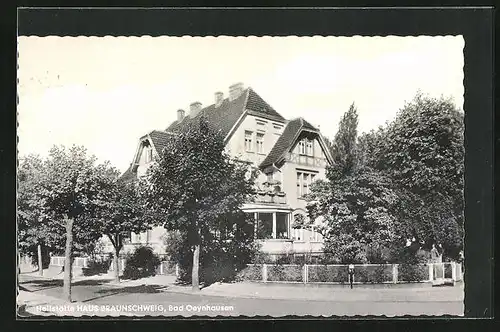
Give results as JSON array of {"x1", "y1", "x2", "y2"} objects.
[{"x1": 108, "y1": 83, "x2": 334, "y2": 257}]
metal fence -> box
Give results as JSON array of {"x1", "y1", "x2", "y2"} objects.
[
  {"x1": 238, "y1": 262, "x2": 463, "y2": 284},
  {"x1": 49, "y1": 255, "x2": 176, "y2": 275}
]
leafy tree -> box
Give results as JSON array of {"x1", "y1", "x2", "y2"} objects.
[
  {"x1": 309, "y1": 169, "x2": 398, "y2": 263},
  {"x1": 96, "y1": 178, "x2": 155, "y2": 282},
  {"x1": 143, "y1": 116, "x2": 257, "y2": 290},
  {"x1": 369, "y1": 93, "x2": 464, "y2": 259},
  {"x1": 18, "y1": 155, "x2": 63, "y2": 274},
  {"x1": 311, "y1": 93, "x2": 464, "y2": 263},
  {"x1": 308, "y1": 103, "x2": 399, "y2": 263},
  {"x1": 327, "y1": 102, "x2": 359, "y2": 179},
  {"x1": 38, "y1": 145, "x2": 115, "y2": 301}
]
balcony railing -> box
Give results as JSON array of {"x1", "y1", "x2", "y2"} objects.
[
  {"x1": 286, "y1": 153, "x2": 327, "y2": 167},
  {"x1": 255, "y1": 190, "x2": 287, "y2": 204}
]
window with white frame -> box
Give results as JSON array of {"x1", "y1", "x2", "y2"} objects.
[
  {"x1": 306, "y1": 139, "x2": 314, "y2": 156},
  {"x1": 254, "y1": 212, "x2": 290, "y2": 240},
  {"x1": 144, "y1": 146, "x2": 153, "y2": 163},
  {"x1": 298, "y1": 138, "x2": 314, "y2": 156},
  {"x1": 276, "y1": 213, "x2": 289, "y2": 239},
  {"x1": 296, "y1": 171, "x2": 317, "y2": 197},
  {"x1": 244, "y1": 131, "x2": 253, "y2": 152},
  {"x1": 298, "y1": 140, "x2": 306, "y2": 154},
  {"x1": 256, "y1": 212, "x2": 273, "y2": 239},
  {"x1": 256, "y1": 132, "x2": 264, "y2": 153}
]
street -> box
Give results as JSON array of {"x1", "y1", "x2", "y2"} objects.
[{"x1": 18, "y1": 275, "x2": 464, "y2": 317}]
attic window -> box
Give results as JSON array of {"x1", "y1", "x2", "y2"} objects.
[
  {"x1": 298, "y1": 138, "x2": 314, "y2": 156},
  {"x1": 144, "y1": 146, "x2": 153, "y2": 163}
]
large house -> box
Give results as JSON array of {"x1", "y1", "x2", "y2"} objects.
[{"x1": 113, "y1": 83, "x2": 333, "y2": 257}]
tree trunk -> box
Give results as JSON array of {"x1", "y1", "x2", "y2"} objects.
[
  {"x1": 113, "y1": 247, "x2": 120, "y2": 283},
  {"x1": 192, "y1": 243, "x2": 200, "y2": 291},
  {"x1": 63, "y1": 217, "x2": 74, "y2": 302},
  {"x1": 37, "y1": 244, "x2": 43, "y2": 276}
]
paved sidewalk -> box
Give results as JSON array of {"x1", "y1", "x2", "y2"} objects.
[
  {"x1": 19, "y1": 271, "x2": 464, "y2": 304},
  {"x1": 113, "y1": 275, "x2": 464, "y2": 303}
]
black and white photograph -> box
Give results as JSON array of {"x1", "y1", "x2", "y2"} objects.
[{"x1": 16, "y1": 18, "x2": 472, "y2": 318}]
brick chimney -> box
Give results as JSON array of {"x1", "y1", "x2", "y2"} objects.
[
  {"x1": 229, "y1": 82, "x2": 244, "y2": 101},
  {"x1": 214, "y1": 91, "x2": 224, "y2": 107},
  {"x1": 177, "y1": 109, "x2": 185, "y2": 122},
  {"x1": 189, "y1": 102, "x2": 202, "y2": 118}
]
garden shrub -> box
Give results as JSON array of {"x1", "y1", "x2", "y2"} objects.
[
  {"x1": 164, "y1": 214, "x2": 261, "y2": 285},
  {"x1": 252, "y1": 251, "x2": 274, "y2": 264},
  {"x1": 354, "y1": 265, "x2": 393, "y2": 283},
  {"x1": 307, "y1": 265, "x2": 348, "y2": 283},
  {"x1": 122, "y1": 246, "x2": 161, "y2": 280},
  {"x1": 398, "y1": 264, "x2": 428, "y2": 282},
  {"x1": 82, "y1": 254, "x2": 112, "y2": 276},
  {"x1": 236, "y1": 264, "x2": 262, "y2": 281},
  {"x1": 267, "y1": 264, "x2": 302, "y2": 282},
  {"x1": 275, "y1": 254, "x2": 294, "y2": 265},
  {"x1": 318, "y1": 253, "x2": 339, "y2": 265}
]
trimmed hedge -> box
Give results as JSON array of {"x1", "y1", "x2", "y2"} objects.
[
  {"x1": 354, "y1": 265, "x2": 393, "y2": 283},
  {"x1": 308, "y1": 265, "x2": 349, "y2": 283},
  {"x1": 267, "y1": 264, "x2": 303, "y2": 282},
  {"x1": 232, "y1": 263, "x2": 446, "y2": 284},
  {"x1": 398, "y1": 264, "x2": 428, "y2": 282},
  {"x1": 236, "y1": 264, "x2": 262, "y2": 281}
]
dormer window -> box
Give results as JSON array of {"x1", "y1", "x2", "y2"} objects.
[
  {"x1": 298, "y1": 138, "x2": 314, "y2": 156},
  {"x1": 298, "y1": 140, "x2": 305, "y2": 154},
  {"x1": 306, "y1": 139, "x2": 313, "y2": 156},
  {"x1": 144, "y1": 145, "x2": 153, "y2": 163}
]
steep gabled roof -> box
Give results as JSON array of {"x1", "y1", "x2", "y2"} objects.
[
  {"x1": 148, "y1": 130, "x2": 176, "y2": 156},
  {"x1": 245, "y1": 88, "x2": 285, "y2": 121},
  {"x1": 260, "y1": 117, "x2": 322, "y2": 169},
  {"x1": 124, "y1": 87, "x2": 287, "y2": 176},
  {"x1": 165, "y1": 88, "x2": 285, "y2": 140}
]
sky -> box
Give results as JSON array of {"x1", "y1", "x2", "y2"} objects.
[{"x1": 17, "y1": 36, "x2": 464, "y2": 173}]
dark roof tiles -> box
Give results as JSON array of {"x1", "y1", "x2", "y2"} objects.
[
  {"x1": 246, "y1": 89, "x2": 285, "y2": 121},
  {"x1": 128, "y1": 86, "x2": 324, "y2": 173},
  {"x1": 259, "y1": 117, "x2": 319, "y2": 169},
  {"x1": 166, "y1": 89, "x2": 249, "y2": 139},
  {"x1": 149, "y1": 130, "x2": 175, "y2": 156}
]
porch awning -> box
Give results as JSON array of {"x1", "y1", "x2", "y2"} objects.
[{"x1": 242, "y1": 203, "x2": 292, "y2": 213}]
